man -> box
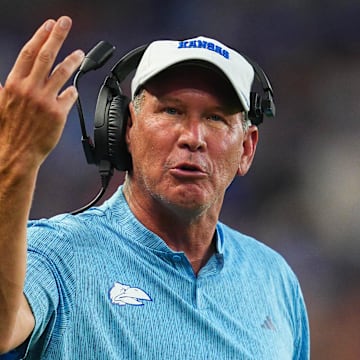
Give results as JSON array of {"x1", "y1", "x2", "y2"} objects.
[{"x1": 0, "y1": 16, "x2": 309, "y2": 359}]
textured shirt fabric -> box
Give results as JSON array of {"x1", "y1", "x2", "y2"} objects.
[{"x1": 12, "y1": 186, "x2": 309, "y2": 359}]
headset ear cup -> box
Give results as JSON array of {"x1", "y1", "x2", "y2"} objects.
[
  {"x1": 248, "y1": 92, "x2": 263, "y2": 126},
  {"x1": 107, "y1": 95, "x2": 132, "y2": 171}
]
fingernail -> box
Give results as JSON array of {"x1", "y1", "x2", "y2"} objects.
[
  {"x1": 44, "y1": 20, "x2": 55, "y2": 32},
  {"x1": 74, "y1": 49, "x2": 85, "y2": 59},
  {"x1": 59, "y1": 17, "x2": 71, "y2": 29}
]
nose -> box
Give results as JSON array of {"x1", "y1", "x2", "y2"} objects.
[{"x1": 177, "y1": 116, "x2": 207, "y2": 152}]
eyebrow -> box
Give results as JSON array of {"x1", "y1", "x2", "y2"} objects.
[{"x1": 155, "y1": 94, "x2": 242, "y2": 114}]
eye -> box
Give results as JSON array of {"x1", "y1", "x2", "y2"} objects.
[
  {"x1": 164, "y1": 107, "x2": 179, "y2": 115},
  {"x1": 207, "y1": 114, "x2": 225, "y2": 122}
]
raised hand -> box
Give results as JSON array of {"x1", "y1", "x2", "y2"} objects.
[{"x1": 0, "y1": 16, "x2": 84, "y2": 172}]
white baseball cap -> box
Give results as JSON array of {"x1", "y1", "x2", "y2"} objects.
[{"x1": 131, "y1": 36, "x2": 254, "y2": 112}]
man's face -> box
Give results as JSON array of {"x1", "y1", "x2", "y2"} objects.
[{"x1": 126, "y1": 65, "x2": 258, "y2": 215}]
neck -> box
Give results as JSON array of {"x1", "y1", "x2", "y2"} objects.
[{"x1": 122, "y1": 180, "x2": 221, "y2": 275}]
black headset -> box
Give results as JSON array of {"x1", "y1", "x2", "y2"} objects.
[{"x1": 72, "y1": 40, "x2": 275, "y2": 214}]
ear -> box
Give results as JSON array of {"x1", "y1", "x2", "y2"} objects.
[
  {"x1": 237, "y1": 125, "x2": 259, "y2": 176},
  {"x1": 125, "y1": 102, "x2": 135, "y2": 151}
]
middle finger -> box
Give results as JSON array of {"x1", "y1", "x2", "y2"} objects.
[{"x1": 30, "y1": 16, "x2": 72, "y2": 83}]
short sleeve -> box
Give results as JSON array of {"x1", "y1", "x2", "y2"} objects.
[
  {"x1": 21, "y1": 219, "x2": 76, "y2": 357},
  {"x1": 293, "y1": 281, "x2": 310, "y2": 360}
]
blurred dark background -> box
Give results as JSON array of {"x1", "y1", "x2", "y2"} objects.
[{"x1": 1, "y1": 0, "x2": 360, "y2": 358}]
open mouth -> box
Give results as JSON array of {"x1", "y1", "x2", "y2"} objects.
[
  {"x1": 170, "y1": 162, "x2": 207, "y2": 179},
  {"x1": 178, "y1": 164, "x2": 201, "y2": 171}
]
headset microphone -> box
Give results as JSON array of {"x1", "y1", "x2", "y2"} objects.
[
  {"x1": 80, "y1": 41, "x2": 115, "y2": 73},
  {"x1": 72, "y1": 41, "x2": 116, "y2": 215}
]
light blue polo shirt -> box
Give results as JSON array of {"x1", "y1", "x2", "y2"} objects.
[{"x1": 13, "y1": 186, "x2": 309, "y2": 359}]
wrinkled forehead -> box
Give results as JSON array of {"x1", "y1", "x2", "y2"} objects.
[{"x1": 141, "y1": 62, "x2": 244, "y2": 112}]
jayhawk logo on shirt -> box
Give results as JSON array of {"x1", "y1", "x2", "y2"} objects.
[{"x1": 109, "y1": 282, "x2": 152, "y2": 306}]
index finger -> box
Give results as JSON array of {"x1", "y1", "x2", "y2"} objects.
[{"x1": 8, "y1": 18, "x2": 56, "y2": 80}]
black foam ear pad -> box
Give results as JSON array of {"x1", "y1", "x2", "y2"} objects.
[
  {"x1": 248, "y1": 92, "x2": 263, "y2": 125},
  {"x1": 107, "y1": 95, "x2": 132, "y2": 171}
]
